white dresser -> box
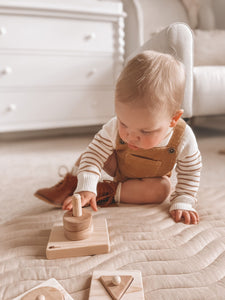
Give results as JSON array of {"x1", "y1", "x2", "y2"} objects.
[{"x1": 0, "y1": 0, "x2": 125, "y2": 132}]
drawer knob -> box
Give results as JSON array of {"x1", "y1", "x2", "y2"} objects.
[
  {"x1": 85, "y1": 32, "x2": 96, "y2": 40},
  {"x1": 2, "y1": 66, "x2": 12, "y2": 75},
  {"x1": 0, "y1": 27, "x2": 7, "y2": 35},
  {"x1": 7, "y1": 104, "x2": 16, "y2": 112},
  {"x1": 87, "y1": 68, "x2": 97, "y2": 77}
]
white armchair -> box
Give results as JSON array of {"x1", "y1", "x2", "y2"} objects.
[{"x1": 123, "y1": 0, "x2": 225, "y2": 118}]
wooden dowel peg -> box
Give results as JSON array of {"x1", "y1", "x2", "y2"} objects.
[
  {"x1": 35, "y1": 295, "x2": 45, "y2": 300},
  {"x1": 72, "y1": 194, "x2": 82, "y2": 217},
  {"x1": 63, "y1": 194, "x2": 93, "y2": 241}
]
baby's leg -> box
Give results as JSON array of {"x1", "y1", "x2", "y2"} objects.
[
  {"x1": 34, "y1": 152, "x2": 117, "y2": 207},
  {"x1": 120, "y1": 176, "x2": 171, "y2": 204}
]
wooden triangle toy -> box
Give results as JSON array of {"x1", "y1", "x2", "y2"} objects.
[
  {"x1": 100, "y1": 275, "x2": 133, "y2": 300},
  {"x1": 46, "y1": 194, "x2": 110, "y2": 259},
  {"x1": 89, "y1": 270, "x2": 145, "y2": 299}
]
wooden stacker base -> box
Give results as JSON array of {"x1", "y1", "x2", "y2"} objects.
[{"x1": 46, "y1": 218, "x2": 110, "y2": 259}]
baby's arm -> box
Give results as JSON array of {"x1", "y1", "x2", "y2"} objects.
[
  {"x1": 170, "y1": 126, "x2": 202, "y2": 224},
  {"x1": 67, "y1": 118, "x2": 117, "y2": 211}
]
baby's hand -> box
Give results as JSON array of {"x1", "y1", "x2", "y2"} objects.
[
  {"x1": 170, "y1": 209, "x2": 199, "y2": 225},
  {"x1": 62, "y1": 191, "x2": 98, "y2": 212}
]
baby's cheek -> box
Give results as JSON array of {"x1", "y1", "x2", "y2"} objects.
[{"x1": 141, "y1": 136, "x2": 158, "y2": 149}]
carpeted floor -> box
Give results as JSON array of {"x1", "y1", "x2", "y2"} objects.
[
  {"x1": 0, "y1": 119, "x2": 225, "y2": 300},
  {"x1": 0, "y1": 120, "x2": 225, "y2": 224}
]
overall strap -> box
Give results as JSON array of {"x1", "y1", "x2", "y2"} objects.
[{"x1": 168, "y1": 119, "x2": 186, "y2": 149}]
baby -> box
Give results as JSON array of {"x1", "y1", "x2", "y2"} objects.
[{"x1": 35, "y1": 50, "x2": 202, "y2": 225}]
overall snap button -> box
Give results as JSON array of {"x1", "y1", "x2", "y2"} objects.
[{"x1": 168, "y1": 148, "x2": 175, "y2": 154}]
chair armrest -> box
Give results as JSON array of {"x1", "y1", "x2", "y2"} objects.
[{"x1": 127, "y1": 23, "x2": 194, "y2": 118}]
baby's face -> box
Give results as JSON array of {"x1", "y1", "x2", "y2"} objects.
[{"x1": 115, "y1": 101, "x2": 173, "y2": 150}]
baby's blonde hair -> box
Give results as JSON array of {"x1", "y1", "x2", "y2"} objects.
[{"x1": 115, "y1": 50, "x2": 185, "y2": 116}]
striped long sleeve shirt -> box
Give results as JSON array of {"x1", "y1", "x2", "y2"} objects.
[{"x1": 75, "y1": 117, "x2": 202, "y2": 212}]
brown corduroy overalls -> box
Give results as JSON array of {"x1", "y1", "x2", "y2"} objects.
[{"x1": 114, "y1": 119, "x2": 186, "y2": 182}]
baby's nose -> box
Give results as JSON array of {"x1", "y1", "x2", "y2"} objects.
[{"x1": 127, "y1": 131, "x2": 138, "y2": 141}]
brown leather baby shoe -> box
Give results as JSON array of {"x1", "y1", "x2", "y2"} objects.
[
  {"x1": 96, "y1": 180, "x2": 119, "y2": 207},
  {"x1": 35, "y1": 173, "x2": 118, "y2": 208},
  {"x1": 34, "y1": 173, "x2": 78, "y2": 207}
]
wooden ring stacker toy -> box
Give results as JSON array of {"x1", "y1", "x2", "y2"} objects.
[
  {"x1": 63, "y1": 194, "x2": 93, "y2": 241},
  {"x1": 46, "y1": 193, "x2": 110, "y2": 259}
]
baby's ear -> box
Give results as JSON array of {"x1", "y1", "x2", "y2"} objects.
[{"x1": 170, "y1": 109, "x2": 184, "y2": 127}]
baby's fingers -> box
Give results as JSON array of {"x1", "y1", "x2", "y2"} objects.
[
  {"x1": 65, "y1": 203, "x2": 73, "y2": 211},
  {"x1": 90, "y1": 198, "x2": 98, "y2": 212},
  {"x1": 170, "y1": 210, "x2": 183, "y2": 222},
  {"x1": 170, "y1": 209, "x2": 199, "y2": 225},
  {"x1": 183, "y1": 211, "x2": 191, "y2": 224},
  {"x1": 190, "y1": 211, "x2": 199, "y2": 224},
  {"x1": 62, "y1": 197, "x2": 73, "y2": 210},
  {"x1": 170, "y1": 210, "x2": 176, "y2": 221},
  {"x1": 170, "y1": 210, "x2": 176, "y2": 220},
  {"x1": 81, "y1": 197, "x2": 90, "y2": 208},
  {"x1": 175, "y1": 210, "x2": 182, "y2": 222}
]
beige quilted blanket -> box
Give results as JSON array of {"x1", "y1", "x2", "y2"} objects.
[
  {"x1": 0, "y1": 126, "x2": 225, "y2": 300},
  {"x1": 1, "y1": 187, "x2": 225, "y2": 300}
]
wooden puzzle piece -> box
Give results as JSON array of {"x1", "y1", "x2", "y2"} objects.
[
  {"x1": 100, "y1": 275, "x2": 133, "y2": 300},
  {"x1": 89, "y1": 270, "x2": 145, "y2": 299},
  {"x1": 21, "y1": 286, "x2": 64, "y2": 300},
  {"x1": 14, "y1": 278, "x2": 73, "y2": 300}
]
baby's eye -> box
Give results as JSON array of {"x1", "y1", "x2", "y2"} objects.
[
  {"x1": 140, "y1": 130, "x2": 152, "y2": 135},
  {"x1": 120, "y1": 121, "x2": 127, "y2": 128}
]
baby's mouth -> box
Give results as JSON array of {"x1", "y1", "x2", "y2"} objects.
[{"x1": 127, "y1": 143, "x2": 139, "y2": 150}]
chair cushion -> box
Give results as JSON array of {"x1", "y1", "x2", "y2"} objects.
[
  {"x1": 194, "y1": 30, "x2": 225, "y2": 66},
  {"x1": 138, "y1": 0, "x2": 190, "y2": 40},
  {"x1": 193, "y1": 66, "x2": 225, "y2": 115},
  {"x1": 180, "y1": 0, "x2": 215, "y2": 30}
]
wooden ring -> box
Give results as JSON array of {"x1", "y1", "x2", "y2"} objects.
[
  {"x1": 64, "y1": 222, "x2": 93, "y2": 241},
  {"x1": 63, "y1": 209, "x2": 92, "y2": 232}
]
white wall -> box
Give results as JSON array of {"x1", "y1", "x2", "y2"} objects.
[{"x1": 213, "y1": 0, "x2": 225, "y2": 29}]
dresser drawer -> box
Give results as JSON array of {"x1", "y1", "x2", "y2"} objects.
[
  {"x1": 0, "y1": 89, "x2": 115, "y2": 131},
  {"x1": 0, "y1": 15, "x2": 114, "y2": 52},
  {"x1": 0, "y1": 54, "x2": 114, "y2": 87},
  {"x1": 0, "y1": 0, "x2": 125, "y2": 133}
]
